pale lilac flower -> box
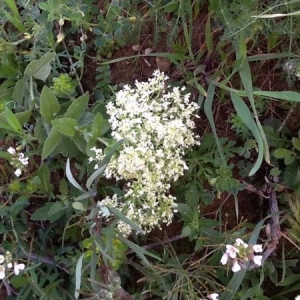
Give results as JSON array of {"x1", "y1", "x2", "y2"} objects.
[
  {"x1": 209, "y1": 293, "x2": 219, "y2": 300},
  {"x1": 13, "y1": 262, "x2": 25, "y2": 275},
  {"x1": 253, "y1": 244, "x2": 263, "y2": 253},
  {"x1": 226, "y1": 244, "x2": 239, "y2": 259},
  {"x1": 232, "y1": 260, "x2": 241, "y2": 272},
  {"x1": 0, "y1": 266, "x2": 5, "y2": 279},
  {"x1": 220, "y1": 253, "x2": 228, "y2": 265},
  {"x1": 253, "y1": 255, "x2": 263, "y2": 266}
]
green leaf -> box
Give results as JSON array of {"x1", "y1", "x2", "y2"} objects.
[
  {"x1": 66, "y1": 158, "x2": 84, "y2": 192},
  {"x1": 31, "y1": 202, "x2": 65, "y2": 222},
  {"x1": 3, "y1": 11, "x2": 26, "y2": 33},
  {"x1": 85, "y1": 163, "x2": 107, "y2": 191},
  {"x1": 117, "y1": 235, "x2": 161, "y2": 266},
  {"x1": 65, "y1": 92, "x2": 89, "y2": 120},
  {"x1": 42, "y1": 128, "x2": 62, "y2": 159},
  {"x1": 231, "y1": 92, "x2": 264, "y2": 176},
  {"x1": 4, "y1": 0, "x2": 22, "y2": 20},
  {"x1": 108, "y1": 206, "x2": 143, "y2": 233},
  {"x1": 72, "y1": 202, "x2": 86, "y2": 211},
  {"x1": 4, "y1": 107, "x2": 22, "y2": 134},
  {"x1": 292, "y1": 137, "x2": 300, "y2": 152},
  {"x1": 25, "y1": 52, "x2": 55, "y2": 81},
  {"x1": 204, "y1": 83, "x2": 225, "y2": 163},
  {"x1": 40, "y1": 86, "x2": 60, "y2": 122},
  {"x1": 75, "y1": 253, "x2": 84, "y2": 299},
  {"x1": 38, "y1": 164, "x2": 53, "y2": 194},
  {"x1": 273, "y1": 148, "x2": 294, "y2": 159},
  {"x1": 181, "y1": 225, "x2": 192, "y2": 237},
  {"x1": 92, "y1": 112, "x2": 110, "y2": 137},
  {"x1": 15, "y1": 109, "x2": 32, "y2": 125},
  {"x1": 51, "y1": 118, "x2": 77, "y2": 136},
  {"x1": 205, "y1": 14, "x2": 213, "y2": 54}
]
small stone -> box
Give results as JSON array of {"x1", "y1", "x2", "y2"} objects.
[
  {"x1": 132, "y1": 44, "x2": 140, "y2": 52},
  {"x1": 144, "y1": 48, "x2": 153, "y2": 55}
]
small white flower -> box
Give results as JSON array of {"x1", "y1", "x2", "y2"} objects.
[
  {"x1": 13, "y1": 262, "x2": 25, "y2": 275},
  {"x1": 7, "y1": 263, "x2": 12, "y2": 269},
  {"x1": 295, "y1": 295, "x2": 300, "y2": 300},
  {"x1": 226, "y1": 244, "x2": 239, "y2": 259},
  {"x1": 7, "y1": 147, "x2": 16, "y2": 155},
  {"x1": 253, "y1": 244, "x2": 263, "y2": 253},
  {"x1": 209, "y1": 293, "x2": 219, "y2": 300},
  {"x1": 235, "y1": 238, "x2": 248, "y2": 248},
  {"x1": 220, "y1": 253, "x2": 228, "y2": 265},
  {"x1": 0, "y1": 255, "x2": 4, "y2": 264},
  {"x1": 232, "y1": 260, "x2": 241, "y2": 272},
  {"x1": 18, "y1": 153, "x2": 29, "y2": 165},
  {"x1": 0, "y1": 266, "x2": 5, "y2": 279},
  {"x1": 253, "y1": 255, "x2": 263, "y2": 266},
  {"x1": 14, "y1": 168, "x2": 22, "y2": 177}
]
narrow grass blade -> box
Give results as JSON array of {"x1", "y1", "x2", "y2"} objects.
[
  {"x1": 204, "y1": 83, "x2": 226, "y2": 164},
  {"x1": 237, "y1": 36, "x2": 270, "y2": 166},
  {"x1": 108, "y1": 206, "x2": 143, "y2": 233},
  {"x1": 66, "y1": 158, "x2": 84, "y2": 192},
  {"x1": 74, "y1": 253, "x2": 84, "y2": 299},
  {"x1": 230, "y1": 92, "x2": 264, "y2": 176}
]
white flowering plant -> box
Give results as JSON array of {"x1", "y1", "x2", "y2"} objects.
[
  {"x1": 220, "y1": 238, "x2": 263, "y2": 273},
  {"x1": 0, "y1": 251, "x2": 25, "y2": 280},
  {"x1": 90, "y1": 70, "x2": 199, "y2": 235}
]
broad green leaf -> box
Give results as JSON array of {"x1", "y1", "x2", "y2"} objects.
[
  {"x1": 51, "y1": 118, "x2": 77, "y2": 136},
  {"x1": 40, "y1": 86, "x2": 60, "y2": 122},
  {"x1": 0, "y1": 113, "x2": 15, "y2": 131},
  {"x1": 231, "y1": 92, "x2": 264, "y2": 176},
  {"x1": 42, "y1": 128, "x2": 62, "y2": 159},
  {"x1": 65, "y1": 92, "x2": 89, "y2": 119},
  {"x1": 4, "y1": 107, "x2": 22, "y2": 134},
  {"x1": 292, "y1": 137, "x2": 300, "y2": 152},
  {"x1": 72, "y1": 134, "x2": 87, "y2": 154},
  {"x1": 38, "y1": 164, "x2": 53, "y2": 194},
  {"x1": 273, "y1": 148, "x2": 295, "y2": 159},
  {"x1": 31, "y1": 202, "x2": 65, "y2": 222},
  {"x1": 92, "y1": 112, "x2": 110, "y2": 137},
  {"x1": 66, "y1": 158, "x2": 84, "y2": 192},
  {"x1": 25, "y1": 52, "x2": 55, "y2": 81},
  {"x1": 15, "y1": 109, "x2": 32, "y2": 125},
  {"x1": 72, "y1": 202, "x2": 86, "y2": 211}
]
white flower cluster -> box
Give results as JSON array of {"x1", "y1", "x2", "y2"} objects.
[
  {"x1": 7, "y1": 147, "x2": 29, "y2": 177},
  {"x1": 0, "y1": 251, "x2": 25, "y2": 279},
  {"x1": 208, "y1": 293, "x2": 219, "y2": 300},
  {"x1": 94, "y1": 70, "x2": 199, "y2": 235},
  {"x1": 220, "y1": 238, "x2": 263, "y2": 272}
]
